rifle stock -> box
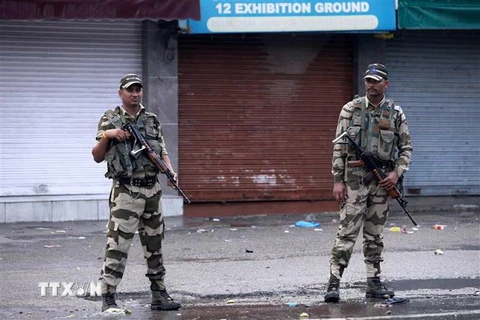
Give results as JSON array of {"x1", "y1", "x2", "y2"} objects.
[
  {"x1": 333, "y1": 132, "x2": 417, "y2": 226},
  {"x1": 123, "y1": 123, "x2": 191, "y2": 204}
]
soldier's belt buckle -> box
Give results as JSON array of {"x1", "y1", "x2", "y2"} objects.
[{"x1": 120, "y1": 176, "x2": 157, "y2": 187}]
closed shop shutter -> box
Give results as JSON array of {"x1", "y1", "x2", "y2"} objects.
[
  {"x1": 178, "y1": 33, "x2": 353, "y2": 202},
  {"x1": 0, "y1": 20, "x2": 142, "y2": 196},
  {"x1": 385, "y1": 31, "x2": 480, "y2": 196}
]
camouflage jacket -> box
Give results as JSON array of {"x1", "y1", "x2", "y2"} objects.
[
  {"x1": 332, "y1": 96, "x2": 413, "y2": 183},
  {"x1": 95, "y1": 105, "x2": 168, "y2": 179}
]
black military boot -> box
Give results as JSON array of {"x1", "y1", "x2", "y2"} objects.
[
  {"x1": 150, "y1": 282, "x2": 181, "y2": 310},
  {"x1": 151, "y1": 290, "x2": 182, "y2": 310},
  {"x1": 102, "y1": 292, "x2": 118, "y2": 311},
  {"x1": 324, "y1": 265, "x2": 344, "y2": 303},
  {"x1": 324, "y1": 280, "x2": 340, "y2": 303},
  {"x1": 366, "y1": 277, "x2": 395, "y2": 298}
]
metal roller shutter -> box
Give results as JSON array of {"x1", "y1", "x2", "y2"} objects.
[
  {"x1": 178, "y1": 33, "x2": 353, "y2": 202},
  {"x1": 386, "y1": 31, "x2": 480, "y2": 196},
  {"x1": 0, "y1": 20, "x2": 142, "y2": 197}
]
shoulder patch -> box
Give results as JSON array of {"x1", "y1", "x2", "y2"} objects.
[
  {"x1": 353, "y1": 97, "x2": 363, "y2": 109},
  {"x1": 103, "y1": 108, "x2": 123, "y2": 129},
  {"x1": 144, "y1": 111, "x2": 157, "y2": 117},
  {"x1": 104, "y1": 107, "x2": 121, "y2": 117},
  {"x1": 344, "y1": 101, "x2": 357, "y2": 112},
  {"x1": 393, "y1": 104, "x2": 403, "y2": 112}
]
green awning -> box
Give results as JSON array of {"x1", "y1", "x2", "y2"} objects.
[{"x1": 398, "y1": 0, "x2": 480, "y2": 29}]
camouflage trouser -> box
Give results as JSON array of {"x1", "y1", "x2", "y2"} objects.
[
  {"x1": 329, "y1": 179, "x2": 390, "y2": 280},
  {"x1": 100, "y1": 180, "x2": 165, "y2": 294}
]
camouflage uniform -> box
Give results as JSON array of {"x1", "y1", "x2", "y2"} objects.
[
  {"x1": 330, "y1": 95, "x2": 413, "y2": 280},
  {"x1": 96, "y1": 105, "x2": 169, "y2": 294}
]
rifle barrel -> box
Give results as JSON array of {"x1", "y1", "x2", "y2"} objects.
[
  {"x1": 332, "y1": 130, "x2": 417, "y2": 226},
  {"x1": 396, "y1": 199, "x2": 418, "y2": 226},
  {"x1": 124, "y1": 123, "x2": 191, "y2": 204}
]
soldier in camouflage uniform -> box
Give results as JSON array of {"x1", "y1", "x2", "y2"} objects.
[
  {"x1": 324, "y1": 64, "x2": 413, "y2": 303},
  {"x1": 92, "y1": 74, "x2": 181, "y2": 312}
]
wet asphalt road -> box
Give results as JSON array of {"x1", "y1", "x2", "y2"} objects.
[{"x1": 0, "y1": 209, "x2": 479, "y2": 319}]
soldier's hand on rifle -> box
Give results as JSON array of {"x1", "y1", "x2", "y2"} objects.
[
  {"x1": 379, "y1": 171, "x2": 399, "y2": 190},
  {"x1": 333, "y1": 182, "x2": 347, "y2": 204},
  {"x1": 167, "y1": 172, "x2": 178, "y2": 189},
  {"x1": 104, "y1": 129, "x2": 131, "y2": 142}
]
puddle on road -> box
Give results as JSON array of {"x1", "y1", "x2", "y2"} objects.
[
  {"x1": 3, "y1": 293, "x2": 480, "y2": 320},
  {"x1": 390, "y1": 278, "x2": 480, "y2": 291}
]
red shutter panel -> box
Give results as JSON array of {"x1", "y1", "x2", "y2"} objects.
[{"x1": 179, "y1": 33, "x2": 353, "y2": 203}]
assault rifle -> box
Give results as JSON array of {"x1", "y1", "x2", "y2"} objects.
[
  {"x1": 332, "y1": 131, "x2": 417, "y2": 226},
  {"x1": 123, "y1": 123, "x2": 191, "y2": 204}
]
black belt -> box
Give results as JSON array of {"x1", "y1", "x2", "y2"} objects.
[{"x1": 118, "y1": 176, "x2": 158, "y2": 187}]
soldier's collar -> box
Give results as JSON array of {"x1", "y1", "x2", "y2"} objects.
[
  {"x1": 366, "y1": 96, "x2": 386, "y2": 109},
  {"x1": 120, "y1": 104, "x2": 145, "y2": 117}
]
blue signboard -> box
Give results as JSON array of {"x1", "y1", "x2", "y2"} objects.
[{"x1": 188, "y1": 0, "x2": 396, "y2": 33}]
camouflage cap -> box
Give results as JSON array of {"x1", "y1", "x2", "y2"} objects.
[
  {"x1": 364, "y1": 63, "x2": 388, "y2": 81},
  {"x1": 120, "y1": 74, "x2": 142, "y2": 89}
]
